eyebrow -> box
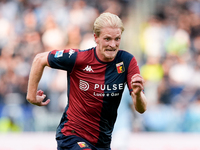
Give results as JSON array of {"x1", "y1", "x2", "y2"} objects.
[{"x1": 103, "y1": 34, "x2": 121, "y2": 38}]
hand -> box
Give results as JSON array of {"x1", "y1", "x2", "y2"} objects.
[
  {"x1": 131, "y1": 74, "x2": 144, "y2": 96},
  {"x1": 35, "y1": 90, "x2": 50, "y2": 106}
]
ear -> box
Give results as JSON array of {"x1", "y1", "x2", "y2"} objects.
[{"x1": 94, "y1": 33, "x2": 99, "y2": 44}]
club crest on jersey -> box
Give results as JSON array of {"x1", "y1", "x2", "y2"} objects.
[
  {"x1": 116, "y1": 62, "x2": 125, "y2": 74},
  {"x1": 77, "y1": 142, "x2": 89, "y2": 148},
  {"x1": 55, "y1": 50, "x2": 64, "y2": 58}
]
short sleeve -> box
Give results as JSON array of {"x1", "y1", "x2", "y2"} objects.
[{"x1": 48, "y1": 49, "x2": 78, "y2": 73}]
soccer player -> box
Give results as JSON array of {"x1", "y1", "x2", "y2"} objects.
[{"x1": 26, "y1": 12, "x2": 147, "y2": 150}]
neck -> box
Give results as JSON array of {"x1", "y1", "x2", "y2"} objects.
[{"x1": 95, "y1": 46, "x2": 114, "y2": 62}]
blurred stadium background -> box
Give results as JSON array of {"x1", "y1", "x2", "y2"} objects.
[{"x1": 0, "y1": 0, "x2": 200, "y2": 149}]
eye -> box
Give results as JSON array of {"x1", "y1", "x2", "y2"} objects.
[
  {"x1": 115, "y1": 37, "x2": 121, "y2": 41},
  {"x1": 104, "y1": 37, "x2": 110, "y2": 41}
]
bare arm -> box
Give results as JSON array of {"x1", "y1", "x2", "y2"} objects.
[
  {"x1": 131, "y1": 74, "x2": 147, "y2": 113},
  {"x1": 26, "y1": 52, "x2": 50, "y2": 106}
]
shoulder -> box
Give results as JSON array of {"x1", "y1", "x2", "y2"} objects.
[
  {"x1": 118, "y1": 50, "x2": 133, "y2": 57},
  {"x1": 116, "y1": 50, "x2": 139, "y2": 69},
  {"x1": 117, "y1": 50, "x2": 134, "y2": 61},
  {"x1": 77, "y1": 47, "x2": 95, "y2": 59},
  {"x1": 79, "y1": 47, "x2": 94, "y2": 52},
  {"x1": 76, "y1": 47, "x2": 94, "y2": 55}
]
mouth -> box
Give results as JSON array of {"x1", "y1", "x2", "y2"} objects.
[{"x1": 105, "y1": 49, "x2": 116, "y2": 51}]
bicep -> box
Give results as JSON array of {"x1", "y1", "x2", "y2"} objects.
[{"x1": 33, "y1": 52, "x2": 49, "y2": 67}]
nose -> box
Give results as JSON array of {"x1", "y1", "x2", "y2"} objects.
[{"x1": 109, "y1": 40, "x2": 116, "y2": 48}]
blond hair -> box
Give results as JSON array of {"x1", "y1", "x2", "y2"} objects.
[{"x1": 93, "y1": 12, "x2": 124, "y2": 37}]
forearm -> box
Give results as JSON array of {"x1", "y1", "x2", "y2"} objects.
[
  {"x1": 131, "y1": 91, "x2": 147, "y2": 113},
  {"x1": 26, "y1": 53, "x2": 48, "y2": 104}
]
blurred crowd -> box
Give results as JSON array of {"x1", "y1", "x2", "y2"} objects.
[
  {"x1": 0, "y1": 0, "x2": 200, "y2": 134},
  {"x1": 139, "y1": 0, "x2": 200, "y2": 132}
]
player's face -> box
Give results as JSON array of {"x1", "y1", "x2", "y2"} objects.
[{"x1": 95, "y1": 27, "x2": 122, "y2": 62}]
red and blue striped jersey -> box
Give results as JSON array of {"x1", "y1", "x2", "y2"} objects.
[{"x1": 48, "y1": 47, "x2": 140, "y2": 148}]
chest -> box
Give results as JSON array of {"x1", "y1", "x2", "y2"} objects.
[{"x1": 72, "y1": 60, "x2": 127, "y2": 93}]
